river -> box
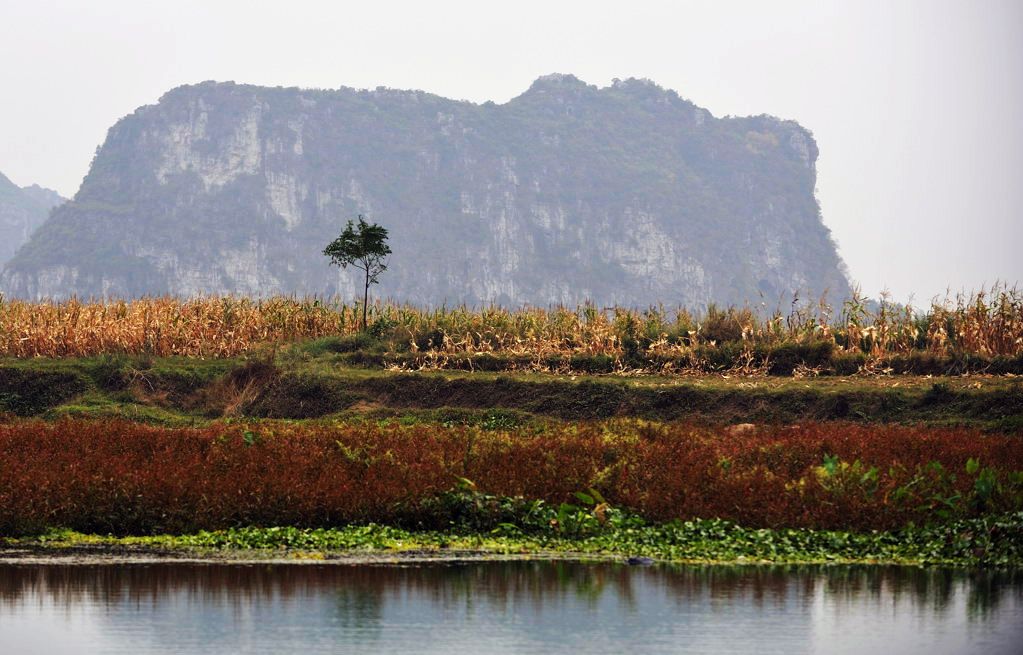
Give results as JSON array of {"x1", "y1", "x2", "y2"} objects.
[{"x1": 0, "y1": 561, "x2": 1020, "y2": 653}]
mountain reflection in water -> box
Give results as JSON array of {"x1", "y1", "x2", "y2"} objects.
[{"x1": 0, "y1": 562, "x2": 1020, "y2": 654}]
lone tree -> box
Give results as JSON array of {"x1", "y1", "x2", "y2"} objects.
[{"x1": 324, "y1": 215, "x2": 391, "y2": 330}]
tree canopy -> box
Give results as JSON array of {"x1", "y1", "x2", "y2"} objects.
[{"x1": 324, "y1": 215, "x2": 391, "y2": 329}]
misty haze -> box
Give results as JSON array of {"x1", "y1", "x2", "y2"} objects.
[{"x1": 1, "y1": 2, "x2": 1021, "y2": 655}]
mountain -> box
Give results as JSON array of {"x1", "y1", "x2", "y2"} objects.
[
  {"x1": 1, "y1": 74, "x2": 850, "y2": 307},
  {"x1": 0, "y1": 172, "x2": 64, "y2": 269}
]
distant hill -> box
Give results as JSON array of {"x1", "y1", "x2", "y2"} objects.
[
  {"x1": 0, "y1": 172, "x2": 64, "y2": 269},
  {"x1": 1, "y1": 74, "x2": 850, "y2": 306}
]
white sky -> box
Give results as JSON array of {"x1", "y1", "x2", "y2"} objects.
[{"x1": 1, "y1": 0, "x2": 1020, "y2": 303}]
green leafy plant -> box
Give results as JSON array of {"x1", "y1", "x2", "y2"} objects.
[{"x1": 323, "y1": 215, "x2": 391, "y2": 330}]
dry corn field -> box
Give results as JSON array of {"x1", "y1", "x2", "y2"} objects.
[{"x1": 0, "y1": 287, "x2": 1021, "y2": 361}]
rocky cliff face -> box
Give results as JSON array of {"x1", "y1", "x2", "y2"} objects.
[
  {"x1": 1, "y1": 74, "x2": 850, "y2": 306},
  {"x1": 0, "y1": 172, "x2": 64, "y2": 269}
]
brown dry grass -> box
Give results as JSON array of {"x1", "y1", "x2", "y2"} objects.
[{"x1": 0, "y1": 286, "x2": 1020, "y2": 361}]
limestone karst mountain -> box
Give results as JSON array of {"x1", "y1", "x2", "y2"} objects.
[
  {"x1": 0, "y1": 171, "x2": 64, "y2": 269},
  {"x1": 1, "y1": 74, "x2": 850, "y2": 306}
]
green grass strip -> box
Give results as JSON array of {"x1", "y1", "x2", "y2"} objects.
[{"x1": 17, "y1": 512, "x2": 1023, "y2": 568}]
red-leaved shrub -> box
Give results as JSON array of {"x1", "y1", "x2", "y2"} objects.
[{"x1": 0, "y1": 419, "x2": 1020, "y2": 535}]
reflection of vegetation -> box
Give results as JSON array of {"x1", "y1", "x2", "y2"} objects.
[
  {"x1": 551, "y1": 561, "x2": 619, "y2": 608},
  {"x1": 334, "y1": 586, "x2": 384, "y2": 639},
  {"x1": 0, "y1": 562, "x2": 1019, "y2": 630},
  {"x1": 965, "y1": 569, "x2": 1023, "y2": 620}
]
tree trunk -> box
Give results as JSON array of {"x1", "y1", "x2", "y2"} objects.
[{"x1": 362, "y1": 268, "x2": 370, "y2": 331}]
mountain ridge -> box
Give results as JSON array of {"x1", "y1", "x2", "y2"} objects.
[
  {"x1": 0, "y1": 171, "x2": 65, "y2": 269},
  {"x1": 2, "y1": 75, "x2": 850, "y2": 306}
]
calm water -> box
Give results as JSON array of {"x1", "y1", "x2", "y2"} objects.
[{"x1": 0, "y1": 561, "x2": 1021, "y2": 654}]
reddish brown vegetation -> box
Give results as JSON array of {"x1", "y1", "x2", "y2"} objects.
[{"x1": 1, "y1": 419, "x2": 1020, "y2": 535}]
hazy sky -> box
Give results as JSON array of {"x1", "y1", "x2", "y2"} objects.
[{"x1": 1, "y1": 0, "x2": 1020, "y2": 303}]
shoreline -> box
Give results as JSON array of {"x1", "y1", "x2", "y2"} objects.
[
  {"x1": 0, "y1": 545, "x2": 620, "y2": 567},
  {"x1": 0, "y1": 540, "x2": 1013, "y2": 569},
  {"x1": 3, "y1": 513, "x2": 1021, "y2": 570}
]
